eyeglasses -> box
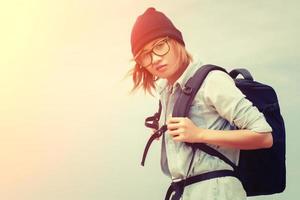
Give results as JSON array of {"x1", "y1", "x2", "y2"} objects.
[{"x1": 135, "y1": 38, "x2": 170, "y2": 68}]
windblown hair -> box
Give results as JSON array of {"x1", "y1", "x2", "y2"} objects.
[{"x1": 128, "y1": 38, "x2": 193, "y2": 95}]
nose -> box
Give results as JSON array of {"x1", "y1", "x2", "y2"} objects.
[{"x1": 151, "y1": 52, "x2": 162, "y2": 65}]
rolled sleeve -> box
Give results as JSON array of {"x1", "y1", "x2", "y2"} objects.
[{"x1": 203, "y1": 70, "x2": 272, "y2": 133}]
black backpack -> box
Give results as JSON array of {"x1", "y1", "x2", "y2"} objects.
[{"x1": 141, "y1": 64, "x2": 286, "y2": 197}]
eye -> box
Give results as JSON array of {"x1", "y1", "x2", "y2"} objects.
[
  {"x1": 156, "y1": 42, "x2": 165, "y2": 48},
  {"x1": 154, "y1": 41, "x2": 166, "y2": 51}
]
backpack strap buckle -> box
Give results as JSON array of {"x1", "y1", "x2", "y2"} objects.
[{"x1": 182, "y1": 86, "x2": 193, "y2": 95}]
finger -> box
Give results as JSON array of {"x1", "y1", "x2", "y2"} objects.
[
  {"x1": 167, "y1": 117, "x2": 184, "y2": 124},
  {"x1": 172, "y1": 134, "x2": 183, "y2": 142},
  {"x1": 167, "y1": 123, "x2": 180, "y2": 130},
  {"x1": 168, "y1": 128, "x2": 184, "y2": 136},
  {"x1": 168, "y1": 129, "x2": 179, "y2": 136}
]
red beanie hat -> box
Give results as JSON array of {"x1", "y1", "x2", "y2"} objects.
[{"x1": 131, "y1": 7, "x2": 185, "y2": 56}]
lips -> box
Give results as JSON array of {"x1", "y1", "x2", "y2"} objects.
[{"x1": 155, "y1": 64, "x2": 167, "y2": 71}]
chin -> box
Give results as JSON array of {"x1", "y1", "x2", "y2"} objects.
[{"x1": 157, "y1": 73, "x2": 169, "y2": 79}]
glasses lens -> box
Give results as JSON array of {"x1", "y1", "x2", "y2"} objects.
[
  {"x1": 135, "y1": 39, "x2": 169, "y2": 68},
  {"x1": 153, "y1": 40, "x2": 169, "y2": 56},
  {"x1": 136, "y1": 52, "x2": 152, "y2": 67}
]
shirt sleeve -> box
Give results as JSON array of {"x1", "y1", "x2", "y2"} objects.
[{"x1": 202, "y1": 70, "x2": 272, "y2": 133}]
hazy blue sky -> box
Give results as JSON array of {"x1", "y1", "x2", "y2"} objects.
[{"x1": 0, "y1": 0, "x2": 299, "y2": 200}]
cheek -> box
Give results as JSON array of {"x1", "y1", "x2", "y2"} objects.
[
  {"x1": 146, "y1": 67, "x2": 161, "y2": 77},
  {"x1": 166, "y1": 47, "x2": 180, "y2": 66},
  {"x1": 146, "y1": 68, "x2": 155, "y2": 75},
  {"x1": 167, "y1": 52, "x2": 180, "y2": 69}
]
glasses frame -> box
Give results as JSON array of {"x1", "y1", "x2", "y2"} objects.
[{"x1": 135, "y1": 37, "x2": 170, "y2": 68}]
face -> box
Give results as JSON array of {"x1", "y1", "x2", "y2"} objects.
[{"x1": 135, "y1": 37, "x2": 187, "y2": 84}]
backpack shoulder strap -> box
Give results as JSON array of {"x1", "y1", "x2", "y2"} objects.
[
  {"x1": 172, "y1": 64, "x2": 227, "y2": 117},
  {"x1": 172, "y1": 64, "x2": 237, "y2": 172}
]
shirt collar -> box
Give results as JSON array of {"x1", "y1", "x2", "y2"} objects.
[{"x1": 156, "y1": 59, "x2": 203, "y2": 95}]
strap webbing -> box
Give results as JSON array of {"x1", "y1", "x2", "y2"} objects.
[
  {"x1": 144, "y1": 101, "x2": 162, "y2": 130},
  {"x1": 192, "y1": 143, "x2": 237, "y2": 171},
  {"x1": 165, "y1": 170, "x2": 237, "y2": 200},
  {"x1": 141, "y1": 125, "x2": 167, "y2": 166}
]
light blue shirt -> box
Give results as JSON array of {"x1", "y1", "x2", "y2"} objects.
[{"x1": 157, "y1": 60, "x2": 272, "y2": 199}]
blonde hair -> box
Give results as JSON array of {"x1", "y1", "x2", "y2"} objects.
[{"x1": 128, "y1": 38, "x2": 193, "y2": 95}]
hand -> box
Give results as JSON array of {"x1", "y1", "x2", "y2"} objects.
[{"x1": 166, "y1": 116, "x2": 204, "y2": 143}]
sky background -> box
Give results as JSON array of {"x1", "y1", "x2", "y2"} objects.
[{"x1": 0, "y1": 0, "x2": 299, "y2": 199}]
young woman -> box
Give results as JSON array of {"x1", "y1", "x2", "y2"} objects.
[{"x1": 129, "y1": 7, "x2": 273, "y2": 200}]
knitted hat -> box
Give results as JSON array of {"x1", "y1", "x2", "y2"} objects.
[{"x1": 131, "y1": 7, "x2": 185, "y2": 56}]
